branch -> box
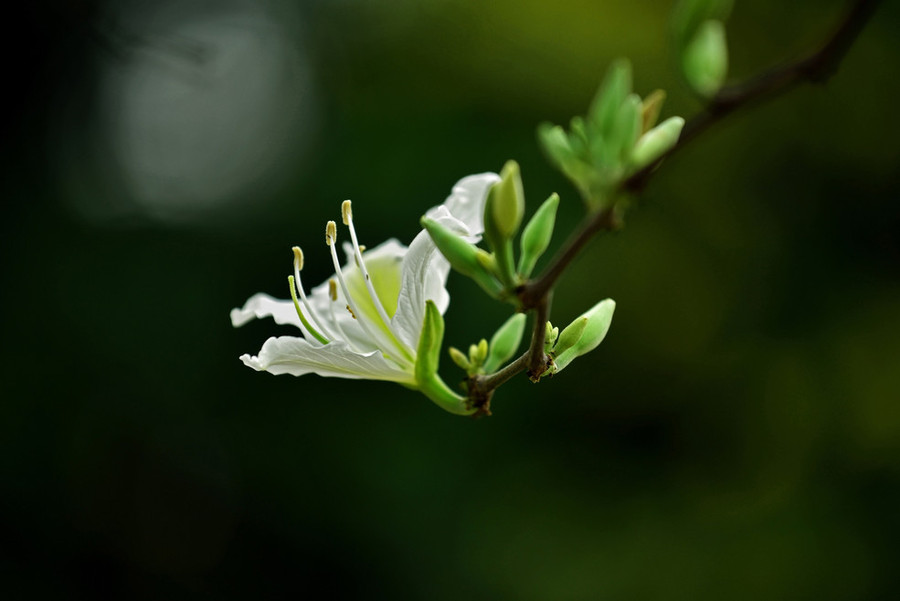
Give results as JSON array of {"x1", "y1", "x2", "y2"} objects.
[{"x1": 520, "y1": 0, "x2": 881, "y2": 309}]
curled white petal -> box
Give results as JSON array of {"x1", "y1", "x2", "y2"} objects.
[
  {"x1": 231, "y1": 293, "x2": 301, "y2": 329},
  {"x1": 241, "y1": 336, "x2": 414, "y2": 383}
]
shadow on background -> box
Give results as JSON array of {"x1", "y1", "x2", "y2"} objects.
[{"x1": 2, "y1": 0, "x2": 899, "y2": 599}]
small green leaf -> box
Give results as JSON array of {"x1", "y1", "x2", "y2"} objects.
[{"x1": 589, "y1": 59, "x2": 633, "y2": 138}]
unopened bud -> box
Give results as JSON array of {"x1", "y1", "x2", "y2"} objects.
[
  {"x1": 518, "y1": 193, "x2": 559, "y2": 278},
  {"x1": 483, "y1": 313, "x2": 527, "y2": 373}
]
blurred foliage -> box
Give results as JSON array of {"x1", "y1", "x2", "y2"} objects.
[{"x1": 2, "y1": 0, "x2": 899, "y2": 599}]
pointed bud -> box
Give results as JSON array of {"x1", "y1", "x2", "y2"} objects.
[
  {"x1": 641, "y1": 90, "x2": 667, "y2": 134},
  {"x1": 476, "y1": 339, "x2": 489, "y2": 364},
  {"x1": 588, "y1": 59, "x2": 632, "y2": 137},
  {"x1": 449, "y1": 346, "x2": 471, "y2": 371},
  {"x1": 543, "y1": 321, "x2": 558, "y2": 354},
  {"x1": 416, "y1": 300, "x2": 473, "y2": 416},
  {"x1": 682, "y1": 19, "x2": 728, "y2": 97},
  {"x1": 483, "y1": 313, "x2": 527, "y2": 373},
  {"x1": 485, "y1": 160, "x2": 525, "y2": 241},
  {"x1": 673, "y1": 0, "x2": 733, "y2": 52},
  {"x1": 629, "y1": 117, "x2": 685, "y2": 171},
  {"x1": 518, "y1": 193, "x2": 560, "y2": 278},
  {"x1": 421, "y1": 217, "x2": 502, "y2": 297},
  {"x1": 551, "y1": 299, "x2": 616, "y2": 374}
]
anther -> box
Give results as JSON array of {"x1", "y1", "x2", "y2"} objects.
[
  {"x1": 346, "y1": 305, "x2": 356, "y2": 319},
  {"x1": 325, "y1": 221, "x2": 337, "y2": 246},
  {"x1": 341, "y1": 200, "x2": 352, "y2": 226},
  {"x1": 329, "y1": 279, "x2": 338, "y2": 302},
  {"x1": 292, "y1": 246, "x2": 304, "y2": 271}
]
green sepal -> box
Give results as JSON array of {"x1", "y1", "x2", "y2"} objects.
[
  {"x1": 518, "y1": 193, "x2": 559, "y2": 278},
  {"x1": 421, "y1": 217, "x2": 503, "y2": 297},
  {"x1": 553, "y1": 316, "x2": 589, "y2": 356},
  {"x1": 416, "y1": 300, "x2": 475, "y2": 416},
  {"x1": 682, "y1": 19, "x2": 728, "y2": 97},
  {"x1": 629, "y1": 116, "x2": 685, "y2": 171},
  {"x1": 551, "y1": 299, "x2": 616, "y2": 374},
  {"x1": 588, "y1": 59, "x2": 632, "y2": 138},
  {"x1": 483, "y1": 313, "x2": 527, "y2": 373}
]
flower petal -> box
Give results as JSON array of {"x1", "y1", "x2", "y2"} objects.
[
  {"x1": 241, "y1": 336, "x2": 414, "y2": 383},
  {"x1": 425, "y1": 172, "x2": 500, "y2": 236},
  {"x1": 392, "y1": 173, "x2": 499, "y2": 349},
  {"x1": 391, "y1": 229, "x2": 451, "y2": 349},
  {"x1": 231, "y1": 293, "x2": 301, "y2": 329}
]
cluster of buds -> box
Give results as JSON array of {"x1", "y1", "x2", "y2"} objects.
[{"x1": 538, "y1": 59, "x2": 685, "y2": 209}]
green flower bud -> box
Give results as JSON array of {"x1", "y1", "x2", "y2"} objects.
[
  {"x1": 485, "y1": 160, "x2": 525, "y2": 241},
  {"x1": 551, "y1": 299, "x2": 616, "y2": 374},
  {"x1": 475, "y1": 339, "x2": 489, "y2": 364},
  {"x1": 589, "y1": 59, "x2": 632, "y2": 138},
  {"x1": 483, "y1": 161, "x2": 525, "y2": 289},
  {"x1": 483, "y1": 313, "x2": 527, "y2": 373},
  {"x1": 518, "y1": 193, "x2": 560, "y2": 278},
  {"x1": 421, "y1": 217, "x2": 502, "y2": 297},
  {"x1": 672, "y1": 0, "x2": 733, "y2": 51},
  {"x1": 448, "y1": 346, "x2": 471, "y2": 371},
  {"x1": 416, "y1": 300, "x2": 474, "y2": 415},
  {"x1": 629, "y1": 116, "x2": 685, "y2": 171},
  {"x1": 543, "y1": 322, "x2": 559, "y2": 354},
  {"x1": 682, "y1": 19, "x2": 728, "y2": 97},
  {"x1": 640, "y1": 89, "x2": 667, "y2": 134}
]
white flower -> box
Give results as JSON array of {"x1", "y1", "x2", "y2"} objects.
[{"x1": 231, "y1": 173, "x2": 500, "y2": 413}]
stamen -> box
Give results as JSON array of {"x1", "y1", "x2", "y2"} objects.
[
  {"x1": 326, "y1": 222, "x2": 412, "y2": 363},
  {"x1": 340, "y1": 199, "x2": 397, "y2": 337},
  {"x1": 329, "y1": 279, "x2": 338, "y2": 302},
  {"x1": 292, "y1": 246, "x2": 335, "y2": 340},
  {"x1": 288, "y1": 275, "x2": 329, "y2": 345}
]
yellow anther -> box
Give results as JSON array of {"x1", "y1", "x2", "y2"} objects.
[
  {"x1": 341, "y1": 200, "x2": 353, "y2": 226},
  {"x1": 346, "y1": 305, "x2": 356, "y2": 319},
  {"x1": 325, "y1": 221, "x2": 337, "y2": 246},
  {"x1": 292, "y1": 246, "x2": 304, "y2": 271},
  {"x1": 358, "y1": 245, "x2": 366, "y2": 253},
  {"x1": 329, "y1": 279, "x2": 338, "y2": 301}
]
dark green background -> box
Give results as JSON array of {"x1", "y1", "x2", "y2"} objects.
[{"x1": 3, "y1": 0, "x2": 899, "y2": 598}]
